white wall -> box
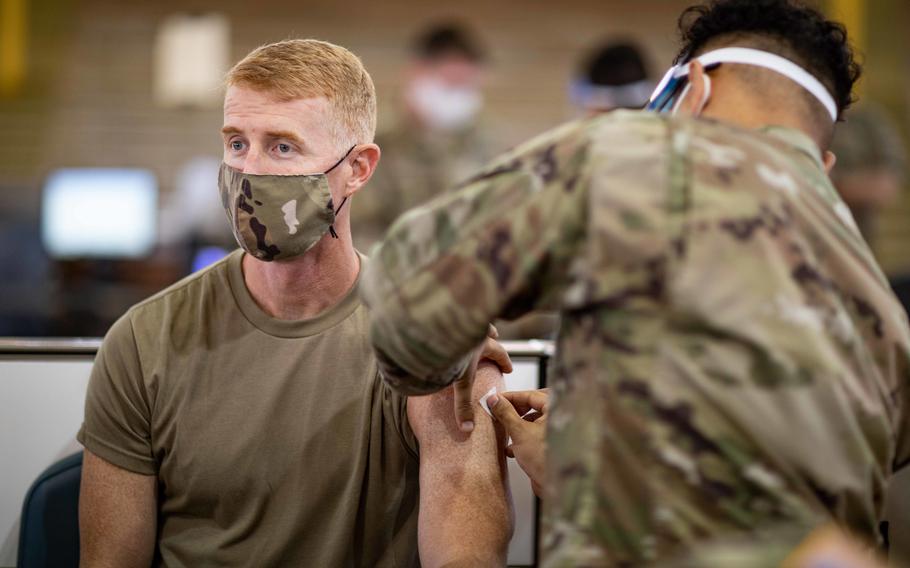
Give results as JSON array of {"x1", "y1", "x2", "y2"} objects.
[{"x1": 0, "y1": 358, "x2": 93, "y2": 567}]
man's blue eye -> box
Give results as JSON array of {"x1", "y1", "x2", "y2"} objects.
[
  {"x1": 278, "y1": 144, "x2": 291, "y2": 153},
  {"x1": 231, "y1": 141, "x2": 243, "y2": 151}
]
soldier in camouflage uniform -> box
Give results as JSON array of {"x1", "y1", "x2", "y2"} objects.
[
  {"x1": 353, "y1": 23, "x2": 494, "y2": 251},
  {"x1": 362, "y1": 1, "x2": 910, "y2": 565},
  {"x1": 829, "y1": 103, "x2": 908, "y2": 243}
]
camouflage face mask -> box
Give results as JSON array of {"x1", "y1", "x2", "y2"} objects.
[{"x1": 218, "y1": 146, "x2": 355, "y2": 262}]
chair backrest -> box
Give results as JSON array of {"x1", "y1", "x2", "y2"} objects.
[{"x1": 17, "y1": 451, "x2": 83, "y2": 568}]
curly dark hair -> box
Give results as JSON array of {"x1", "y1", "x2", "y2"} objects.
[
  {"x1": 675, "y1": 0, "x2": 862, "y2": 119},
  {"x1": 412, "y1": 23, "x2": 486, "y2": 64},
  {"x1": 583, "y1": 42, "x2": 649, "y2": 86}
]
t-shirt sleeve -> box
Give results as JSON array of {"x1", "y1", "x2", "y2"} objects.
[
  {"x1": 77, "y1": 312, "x2": 157, "y2": 475},
  {"x1": 361, "y1": 119, "x2": 593, "y2": 395},
  {"x1": 381, "y1": 379, "x2": 419, "y2": 459}
]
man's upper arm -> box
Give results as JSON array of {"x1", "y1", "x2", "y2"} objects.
[
  {"x1": 78, "y1": 312, "x2": 159, "y2": 565},
  {"x1": 80, "y1": 450, "x2": 157, "y2": 568},
  {"x1": 408, "y1": 363, "x2": 513, "y2": 567},
  {"x1": 362, "y1": 119, "x2": 593, "y2": 395},
  {"x1": 78, "y1": 312, "x2": 156, "y2": 475}
]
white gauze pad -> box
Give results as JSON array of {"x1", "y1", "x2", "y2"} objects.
[{"x1": 479, "y1": 386, "x2": 498, "y2": 417}]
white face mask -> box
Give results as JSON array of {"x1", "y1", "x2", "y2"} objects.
[{"x1": 407, "y1": 77, "x2": 482, "y2": 131}]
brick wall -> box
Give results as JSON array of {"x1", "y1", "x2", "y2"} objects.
[
  {"x1": 2, "y1": 0, "x2": 908, "y2": 273},
  {"x1": 0, "y1": 0, "x2": 690, "y2": 209}
]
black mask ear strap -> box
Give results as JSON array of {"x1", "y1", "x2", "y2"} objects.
[
  {"x1": 329, "y1": 196, "x2": 349, "y2": 239},
  {"x1": 325, "y1": 145, "x2": 357, "y2": 239},
  {"x1": 324, "y1": 145, "x2": 357, "y2": 174}
]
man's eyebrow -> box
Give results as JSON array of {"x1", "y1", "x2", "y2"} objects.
[
  {"x1": 263, "y1": 130, "x2": 305, "y2": 145},
  {"x1": 219, "y1": 127, "x2": 306, "y2": 147}
]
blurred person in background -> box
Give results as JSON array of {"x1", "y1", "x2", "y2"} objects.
[
  {"x1": 829, "y1": 104, "x2": 910, "y2": 317},
  {"x1": 77, "y1": 39, "x2": 512, "y2": 568},
  {"x1": 570, "y1": 40, "x2": 654, "y2": 115},
  {"x1": 353, "y1": 22, "x2": 493, "y2": 250},
  {"x1": 829, "y1": 104, "x2": 907, "y2": 244},
  {"x1": 362, "y1": 0, "x2": 908, "y2": 565},
  {"x1": 158, "y1": 156, "x2": 237, "y2": 273}
]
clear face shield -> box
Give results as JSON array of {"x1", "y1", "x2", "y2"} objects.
[
  {"x1": 645, "y1": 47, "x2": 839, "y2": 122},
  {"x1": 646, "y1": 61, "x2": 719, "y2": 114}
]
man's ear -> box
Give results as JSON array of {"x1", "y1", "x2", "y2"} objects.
[
  {"x1": 344, "y1": 143, "x2": 381, "y2": 198},
  {"x1": 675, "y1": 61, "x2": 710, "y2": 117},
  {"x1": 823, "y1": 150, "x2": 837, "y2": 175}
]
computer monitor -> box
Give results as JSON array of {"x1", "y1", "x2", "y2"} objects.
[
  {"x1": 41, "y1": 168, "x2": 158, "y2": 259},
  {"x1": 191, "y1": 246, "x2": 229, "y2": 273}
]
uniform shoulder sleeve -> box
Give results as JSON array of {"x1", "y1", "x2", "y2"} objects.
[
  {"x1": 362, "y1": 118, "x2": 596, "y2": 394},
  {"x1": 77, "y1": 311, "x2": 157, "y2": 475}
]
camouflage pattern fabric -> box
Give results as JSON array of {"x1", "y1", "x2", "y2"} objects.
[
  {"x1": 361, "y1": 110, "x2": 910, "y2": 566},
  {"x1": 219, "y1": 163, "x2": 336, "y2": 262}
]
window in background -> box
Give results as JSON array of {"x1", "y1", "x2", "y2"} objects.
[{"x1": 154, "y1": 13, "x2": 230, "y2": 109}]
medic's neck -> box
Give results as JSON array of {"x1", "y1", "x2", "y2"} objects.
[{"x1": 697, "y1": 73, "x2": 827, "y2": 150}]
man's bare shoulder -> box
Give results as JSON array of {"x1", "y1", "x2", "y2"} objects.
[{"x1": 406, "y1": 363, "x2": 505, "y2": 450}]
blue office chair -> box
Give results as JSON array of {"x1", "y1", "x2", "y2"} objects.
[{"x1": 17, "y1": 451, "x2": 83, "y2": 568}]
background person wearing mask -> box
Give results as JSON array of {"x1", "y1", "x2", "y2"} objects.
[
  {"x1": 362, "y1": 0, "x2": 909, "y2": 565},
  {"x1": 353, "y1": 22, "x2": 492, "y2": 250},
  {"x1": 570, "y1": 40, "x2": 654, "y2": 115},
  {"x1": 829, "y1": 103, "x2": 907, "y2": 245},
  {"x1": 828, "y1": 104, "x2": 910, "y2": 318}
]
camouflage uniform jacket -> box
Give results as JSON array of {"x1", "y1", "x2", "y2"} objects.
[{"x1": 361, "y1": 110, "x2": 910, "y2": 566}]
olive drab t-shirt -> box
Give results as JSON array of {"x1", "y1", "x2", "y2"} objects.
[{"x1": 77, "y1": 250, "x2": 420, "y2": 567}]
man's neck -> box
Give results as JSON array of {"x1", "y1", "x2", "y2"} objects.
[
  {"x1": 699, "y1": 81, "x2": 825, "y2": 150},
  {"x1": 710, "y1": 107, "x2": 825, "y2": 157},
  {"x1": 241, "y1": 232, "x2": 360, "y2": 321}
]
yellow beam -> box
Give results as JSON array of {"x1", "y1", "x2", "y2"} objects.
[
  {"x1": 828, "y1": 0, "x2": 866, "y2": 55},
  {"x1": 0, "y1": 0, "x2": 27, "y2": 96},
  {"x1": 827, "y1": 0, "x2": 866, "y2": 97}
]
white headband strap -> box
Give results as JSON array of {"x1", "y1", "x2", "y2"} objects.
[{"x1": 675, "y1": 47, "x2": 838, "y2": 122}]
